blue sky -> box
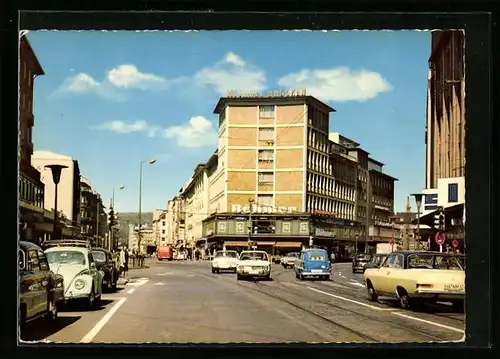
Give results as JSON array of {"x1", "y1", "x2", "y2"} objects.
[{"x1": 27, "y1": 30, "x2": 430, "y2": 213}]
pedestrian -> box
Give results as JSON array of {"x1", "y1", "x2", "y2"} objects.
[
  {"x1": 330, "y1": 252, "x2": 336, "y2": 263},
  {"x1": 120, "y1": 246, "x2": 129, "y2": 284}
]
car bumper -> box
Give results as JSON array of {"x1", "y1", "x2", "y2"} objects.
[
  {"x1": 413, "y1": 290, "x2": 465, "y2": 300},
  {"x1": 214, "y1": 265, "x2": 237, "y2": 270},
  {"x1": 237, "y1": 270, "x2": 270, "y2": 277},
  {"x1": 301, "y1": 271, "x2": 330, "y2": 276}
]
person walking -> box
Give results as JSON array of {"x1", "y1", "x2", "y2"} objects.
[
  {"x1": 120, "y1": 246, "x2": 129, "y2": 284},
  {"x1": 330, "y1": 252, "x2": 336, "y2": 263}
]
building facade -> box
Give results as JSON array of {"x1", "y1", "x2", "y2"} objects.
[
  {"x1": 152, "y1": 209, "x2": 168, "y2": 246},
  {"x1": 80, "y1": 176, "x2": 107, "y2": 247},
  {"x1": 166, "y1": 195, "x2": 186, "y2": 249},
  {"x1": 18, "y1": 35, "x2": 46, "y2": 244}
]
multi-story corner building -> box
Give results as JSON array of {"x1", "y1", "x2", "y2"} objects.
[
  {"x1": 18, "y1": 34, "x2": 46, "y2": 244},
  {"x1": 31, "y1": 150, "x2": 82, "y2": 240},
  {"x1": 152, "y1": 209, "x2": 168, "y2": 246},
  {"x1": 167, "y1": 195, "x2": 186, "y2": 249},
  {"x1": 128, "y1": 224, "x2": 138, "y2": 250},
  {"x1": 80, "y1": 176, "x2": 107, "y2": 246}
]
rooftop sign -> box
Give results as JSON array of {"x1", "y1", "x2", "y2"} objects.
[
  {"x1": 226, "y1": 88, "x2": 307, "y2": 98},
  {"x1": 231, "y1": 204, "x2": 296, "y2": 214}
]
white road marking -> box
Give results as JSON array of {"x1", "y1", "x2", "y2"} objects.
[
  {"x1": 156, "y1": 272, "x2": 173, "y2": 276},
  {"x1": 307, "y1": 287, "x2": 393, "y2": 311},
  {"x1": 188, "y1": 274, "x2": 195, "y2": 277},
  {"x1": 127, "y1": 288, "x2": 136, "y2": 294},
  {"x1": 80, "y1": 297, "x2": 127, "y2": 343},
  {"x1": 127, "y1": 279, "x2": 149, "y2": 287},
  {"x1": 391, "y1": 312, "x2": 465, "y2": 333},
  {"x1": 154, "y1": 282, "x2": 165, "y2": 286},
  {"x1": 349, "y1": 282, "x2": 365, "y2": 287}
]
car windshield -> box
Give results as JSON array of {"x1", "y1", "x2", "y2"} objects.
[
  {"x1": 286, "y1": 253, "x2": 298, "y2": 257},
  {"x1": 215, "y1": 251, "x2": 238, "y2": 258},
  {"x1": 92, "y1": 251, "x2": 107, "y2": 262},
  {"x1": 240, "y1": 252, "x2": 268, "y2": 261},
  {"x1": 408, "y1": 254, "x2": 463, "y2": 270},
  {"x1": 374, "y1": 255, "x2": 387, "y2": 265},
  {"x1": 46, "y1": 251, "x2": 86, "y2": 265},
  {"x1": 307, "y1": 252, "x2": 325, "y2": 261},
  {"x1": 356, "y1": 254, "x2": 372, "y2": 261}
]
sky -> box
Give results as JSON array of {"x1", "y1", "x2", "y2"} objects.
[{"x1": 27, "y1": 30, "x2": 430, "y2": 214}]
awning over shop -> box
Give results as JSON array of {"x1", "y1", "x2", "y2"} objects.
[
  {"x1": 274, "y1": 241, "x2": 302, "y2": 248},
  {"x1": 223, "y1": 241, "x2": 248, "y2": 247},
  {"x1": 256, "y1": 241, "x2": 276, "y2": 246}
]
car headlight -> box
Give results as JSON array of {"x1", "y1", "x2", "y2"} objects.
[{"x1": 74, "y1": 279, "x2": 86, "y2": 290}]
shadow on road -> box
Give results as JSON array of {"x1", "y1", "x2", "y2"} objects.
[
  {"x1": 20, "y1": 316, "x2": 80, "y2": 342},
  {"x1": 60, "y1": 299, "x2": 115, "y2": 312}
]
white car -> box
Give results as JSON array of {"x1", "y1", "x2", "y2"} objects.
[
  {"x1": 236, "y1": 250, "x2": 271, "y2": 280},
  {"x1": 281, "y1": 252, "x2": 299, "y2": 269},
  {"x1": 211, "y1": 250, "x2": 239, "y2": 273},
  {"x1": 44, "y1": 245, "x2": 104, "y2": 308}
]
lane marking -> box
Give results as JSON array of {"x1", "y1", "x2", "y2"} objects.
[
  {"x1": 188, "y1": 274, "x2": 195, "y2": 277},
  {"x1": 127, "y1": 288, "x2": 135, "y2": 294},
  {"x1": 80, "y1": 298, "x2": 127, "y2": 343},
  {"x1": 391, "y1": 312, "x2": 465, "y2": 333},
  {"x1": 349, "y1": 282, "x2": 365, "y2": 287},
  {"x1": 128, "y1": 279, "x2": 149, "y2": 287},
  {"x1": 156, "y1": 272, "x2": 173, "y2": 276},
  {"x1": 307, "y1": 287, "x2": 393, "y2": 311},
  {"x1": 154, "y1": 282, "x2": 165, "y2": 286}
]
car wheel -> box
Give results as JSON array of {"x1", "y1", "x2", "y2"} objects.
[
  {"x1": 211, "y1": 267, "x2": 215, "y2": 273},
  {"x1": 323, "y1": 275, "x2": 330, "y2": 281},
  {"x1": 352, "y1": 268, "x2": 356, "y2": 273},
  {"x1": 398, "y1": 292, "x2": 411, "y2": 309},
  {"x1": 299, "y1": 273, "x2": 304, "y2": 281},
  {"x1": 265, "y1": 274, "x2": 271, "y2": 281},
  {"x1": 367, "y1": 282, "x2": 378, "y2": 302}
]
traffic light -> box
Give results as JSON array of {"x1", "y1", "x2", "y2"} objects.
[
  {"x1": 438, "y1": 212, "x2": 445, "y2": 231},
  {"x1": 108, "y1": 207, "x2": 115, "y2": 228},
  {"x1": 434, "y1": 206, "x2": 445, "y2": 231}
]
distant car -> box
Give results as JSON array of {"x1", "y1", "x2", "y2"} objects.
[
  {"x1": 236, "y1": 250, "x2": 271, "y2": 280},
  {"x1": 18, "y1": 241, "x2": 65, "y2": 332},
  {"x1": 211, "y1": 250, "x2": 239, "y2": 273},
  {"x1": 271, "y1": 255, "x2": 282, "y2": 264},
  {"x1": 281, "y1": 252, "x2": 299, "y2": 269},
  {"x1": 362, "y1": 253, "x2": 389, "y2": 273},
  {"x1": 91, "y1": 248, "x2": 119, "y2": 292},
  {"x1": 352, "y1": 253, "x2": 373, "y2": 273},
  {"x1": 175, "y1": 252, "x2": 186, "y2": 261},
  {"x1": 44, "y1": 240, "x2": 104, "y2": 308},
  {"x1": 294, "y1": 248, "x2": 331, "y2": 281},
  {"x1": 157, "y1": 246, "x2": 173, "y2": 261},
  {"x1": 363, "y1": 250, "x2": 465, "y2": 311}
]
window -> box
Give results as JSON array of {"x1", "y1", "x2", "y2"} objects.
[
  {"x1": 258, "y1": 172, "x2": 274, "y2": 184},
  {"x1": 38, "y1": 251, "x2": 50, "y2": 271},
  {"x1": 162, "y1": 221, "x2": 166, "y2": 226},
  {"x1": 425, "y1": 205, "x2": 438, "y2": 211},
  {"x1": 162, "y1": 229, "x2": 165, "y2": 234},
  {"x1": 258, "y1": 128, "x2": 275, "y2": 141},
  {"x1": 382, "y1": 254, "x2": 396, "y2": 268},
  {"x1": 448, "y1": 183, "x2": 458, "y2": 203},
  {"x1": 425, "y1": 193, "x2": 438, "y2": 204},
  {"x1": 28, "y1": 249, "x2": 40, "y2": 272},
  {"x1": 258, "y1": 149, "x2": 274, "y2": 162},
  {"x1": 257, "y1": 194, "x2": 273, "y2": 207},
  {"x1": 259, "y1": 105, "x2": 275, "y2": 118}
]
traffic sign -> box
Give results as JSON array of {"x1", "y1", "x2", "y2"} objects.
[
  {"x1": 435, "y1": 232, "x2": 446, "y2": 245},
  {"x1": 389, "y1": 239, "x2": 395, "y2": 246},
  {"x1": 452, "y1": 239, "x2": 459, "y2": 248}
]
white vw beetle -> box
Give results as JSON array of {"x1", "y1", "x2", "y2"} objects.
[
  {"x1": 236, "y1": 250, "x2": 271, "y2": 280},
  {"x1": 44, "y1": 241, "x2": 104, "y2": 308},
  {"x1": 211, "y1": 250, "x2": 239, "y2": 273}
]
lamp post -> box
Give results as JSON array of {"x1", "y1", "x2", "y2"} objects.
[
  {"x1": 411, "y1": 193, "x2": 424, "y2": 249},
  {"x1": 45, "y1": 164, "x2": 68, "y2": 239},
  {"x1": 109, "y1": 185, "x2": 125, "y2": 251},
  {"x1": 248, "y1": 198, "x2": 255, "y2": 250},
  {"x1": 137, "y1": 159, "x2": 156, "y2": 253}
]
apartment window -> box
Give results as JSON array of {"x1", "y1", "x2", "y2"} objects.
[
  {"x1": 448, "y1": 183, "x2": 459, "y2": 203},
  {"x1": 258, "y1": 128, "x2": 275, "y2": 141},
  {"x1": 162, "y1": 230, "x2": 165, "y2": 234},
  {"x1": 258, "y1": 172, "x2": 274, "y2": 184},
  {"x1": 162, "y1": 221, "x2": 166, "y2": 226},
  {"x1": 259, "y1": 105, "x2": 275, "y2": 118},
  {"x1": 424, "y1": 193, "x2": 438, "y2": 204},
  {"x1": 258, "y1": 149, "x2": 274, "y2": 162},
  {"x1": 257, "y1": 194, "x2": 273, "y2": 207}
]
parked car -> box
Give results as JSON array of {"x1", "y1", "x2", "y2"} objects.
[
  {"x1": 294, "y1": 248, "x2": 331, "y2": 281},
  {"x1": 281, "y1": 252, "x2": 299, "y2": 269},
  {"x1": 157, "y1": 246, "x2": 173, "y2": 261},
  {"x1": 18, "y1": 241, "x2": 65, "y2": 332},
  {"x1": 91, "y1": 248, "x2": 119, "y2": 292},
  {"x1": 362, "y1": 253, "x2": 389, "y2": 273},
  {"x1": 363, "y1": 250, "x2": 465, "y2": 311},
  {"x1": 352, "y1": 253, "x2": 373, "y2": 273},
  {"x1": 236, "y1": 251, "x2": 271, "y2": 280},
  {"x1": 271, "y1": 255, "x2": 282, "y2": 264},
  {"x1": 211, "y1": 250, "x2": 239, "y2": 273},
  {"x1": 44, "y1": 240, "x2": 104, "y2": 308}
]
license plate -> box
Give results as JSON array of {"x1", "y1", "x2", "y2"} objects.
[
  {"x1": 444, "y1": 284, "x2": 464, "y2": 291},
  {"x1": 311, "y1": 269, "x2": 323, "y2": 273},
  {"x1": 252, "y1": 266, "x2": 262, "y2": 270}
]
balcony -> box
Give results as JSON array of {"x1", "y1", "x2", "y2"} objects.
[{"x1": 19, "y1": 172, "x2": 44, "y2": 213}]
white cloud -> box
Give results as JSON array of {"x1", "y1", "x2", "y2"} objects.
[
  {"x1": 94, "y1": 120, "x2": 150, "y2": 134},
  {"x1": 194, "y1": 52, "x2": 267, "y2": 95},
  {"x1": 107, "y1": 64, "x2": 166, "y2": 89},
  {"x1": 66, "y1": 73, "x2": 100, "y2": 93},
  {"x1": 278, "y1": 67, "x2": 393, "y2": 102},
  {"x1": 92, "y1": 116, "x2": 217, "y2": 148},
  {"x1": 163, "y1": 116, "x2": 217, "y2": 148}
]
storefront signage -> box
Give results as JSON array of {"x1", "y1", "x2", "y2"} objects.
[
  {"x1": 227, "y1": 88, "x2": 307, "y2": 98},
  {"x1": 231, "y1": 204, "x2": 296, "y2": 214},
  {"x1": 315, "y1": 228, "x2": 337, "y2": 238}
]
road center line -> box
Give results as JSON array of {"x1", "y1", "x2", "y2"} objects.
[
  {"x1": 127, "y1": 288, "x2": 136, "y2": 294},
  {"x1": 307, "y1": 287, "x2": 393, "y2": 311},
  {"x1": 391, "y1": 312, "x2": 465, "y2": 333},
  {"x1": 80, "y1": 297, "x2": 127, "y2": 343}
]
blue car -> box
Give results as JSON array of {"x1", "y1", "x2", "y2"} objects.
[{"x1": 294, "y1": 248, "x2": 331, "y2": 281}]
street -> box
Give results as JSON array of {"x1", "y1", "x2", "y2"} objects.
[{"x1": 21, "y1": 261, "x2": 465, "y2": 343}]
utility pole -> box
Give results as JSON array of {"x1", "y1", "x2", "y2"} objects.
[
  {"x1": 95, "y1": 200, "x2": 100, "y2": 247},
  {"x1": 248, "y1": 198, "x2": 255, "y2": 249},
  {"x1": 364, "y1": 170, "x2": 372, "y2": 250},
  {"x1": 108, "y1": 197, "x2": 113, "y2": 251},
  {"x1": 402, "y1": 197, "x2": 411, "y2": 250}
]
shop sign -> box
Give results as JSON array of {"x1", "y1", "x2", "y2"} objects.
[
  {"x1": 231, "y1": 204, "x2": 296, "y2": 214},
  {"x1": 315, "y1": 228, "x2": 337, "y2": 238}
]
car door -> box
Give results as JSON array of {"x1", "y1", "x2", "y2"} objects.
[
  {"x1": 87, "y1": 253, "x2": 101, "y2": 295},
  {"x1": 373, "y1": 254, "x2": 397, "y2": 294},
  {"x1": 26, "y1": 249, "x2": 45, "y2": 317},
  {"x1": 36, "y1": 249, "x2": 51, "y2": 311},
  {"x1": 384, "y1": 253, "x2": 405, "y2": 296}
]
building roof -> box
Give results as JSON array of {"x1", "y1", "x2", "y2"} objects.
[
  {"x1": 368, "y1": 157, "x2": 385, "y2": 166},
  {"x1": 21, "y1": 35, "x2": 45, "y2": 76},
  {"x1": 369, "y1": 168, "x2": 399, "y2": 181},
  {"x1": 213, "y1": 95, "x2": 336, "y2": 114}
]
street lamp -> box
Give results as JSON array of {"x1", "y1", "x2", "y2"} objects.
[
  {"x1": 109, "y1": 185, "x2": 125, "y2": 251},
  {"x1": 137, "y1": 159, "x2": 156, "y2": 253},
  {"x1": 45, "y1": 164, "x2": 68, "y2": 239},
  {"x1": 411, "y1": 193, "x2": 424, "y2": 249}
]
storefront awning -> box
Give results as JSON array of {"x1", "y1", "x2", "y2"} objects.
[
  {"x1": 223, "y1": 241, "x2": 248, "y2": 247},
  {"x1": 256, "y1": 241, "x2": 276, "y2": 246},
  {"x1": 273, "y1": 241, "x2": 302, "y2": 248}
]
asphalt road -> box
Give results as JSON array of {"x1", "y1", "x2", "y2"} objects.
[{"x1": 21, "y1": 260, "x2": 465, "y2": 344}]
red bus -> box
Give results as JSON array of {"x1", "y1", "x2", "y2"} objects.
[{"x1": 157, "y1": 246, "x2": 173, "y2": 261}]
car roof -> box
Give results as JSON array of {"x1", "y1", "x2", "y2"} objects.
[
  {"x1": 45, "y1": 246, "x2": 89, "y2": 253},
  {"x1": 216, "y1": 249, "x2": 237, "y2": 252},
  {"x1": 240, "y1": 250, "x2": 268, "y2": 254}
]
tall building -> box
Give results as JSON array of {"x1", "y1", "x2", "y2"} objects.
[
  {"x1": 80, "y1": 176, "x2": 107, "y2": 246},
  {"x1": 166, "y1": 195, "x2": 186, "y2": 249},
  {"x1": 18, "y1": 34, "x2": 45, "y2": 244},
  {"x1": 31, "y1": 150, "x2": 82, "y2": 232},
  {"x1": 169, "y1": 91, "x2": 397, "y2": 257},
  {"x1": 152, "y1": 209, "x2": 168, "y2": 246}
]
